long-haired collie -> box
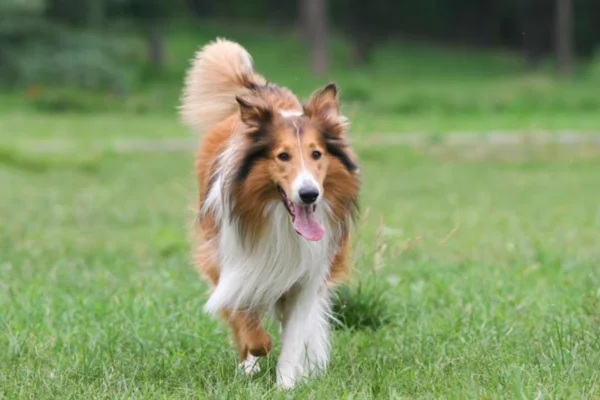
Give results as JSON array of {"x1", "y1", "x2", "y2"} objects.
[{"x1": 179, "y1": 38, "x2": 361, "y2": 389}]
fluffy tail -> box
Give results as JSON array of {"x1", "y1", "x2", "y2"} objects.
[{"x1": 179, "y1": 38, "x2": 265, "y2": 134}]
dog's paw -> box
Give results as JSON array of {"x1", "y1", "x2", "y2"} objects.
[
  {"x1": 276, "y1": 366, "x2": 302, "y2": 390},
  {"x1": 276, "y1": 374, "x2": 296, "y2": 390},
  {"x1": 239, "y1": 354, "x2": 261, "y2": 376}
]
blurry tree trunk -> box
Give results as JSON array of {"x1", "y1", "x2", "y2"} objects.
[
  {"x1": 520, "y1": 0, "x2": 544, "y2": 69},
  {"x1": 349, "y1": 34, "x2": 374, "y2": 66},
  {"x1": 486, "y1": 0, "x2": 502, "y2": 47},
  {"x1": 343, "y1": 0, "x2": 379, "y2": 66},
  {"x1": 298, "y1": 0, "x2": 310, "y2": 42},
  {"x1": 87, "y1": 0, "x2": 104, "y2": 28},
  {"x1": 556, "y1": 0, "x2": 574, "y2": 77},
  {"x1": 146, "y1": 21, "x2": 165, "y2": 70},
  {"x1": 301, "y1": 0, "x2": 328, "y2": 76}
]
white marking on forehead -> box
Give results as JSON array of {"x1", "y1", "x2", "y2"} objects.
[
  {"x1": 279, "y1": 109, "x2": 303, "y2": 118},
  {"x1": 294, "y1": 121, "x2": 305, "y2": 169}
]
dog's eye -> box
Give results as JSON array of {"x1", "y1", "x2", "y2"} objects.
[
  {"x1": 311, "y1": 150, "x2": 322, "y2": 160},
  {"x1": 277, "y1": 152, "x2": 290, "y2": 161}
]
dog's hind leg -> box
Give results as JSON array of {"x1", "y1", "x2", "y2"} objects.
[{"x1": 220, "y1": 309, "x2": 272, "y2": 375}]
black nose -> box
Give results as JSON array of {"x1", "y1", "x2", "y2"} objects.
[{"x1": 299, "y1": 187, "x2": 319, "y2": 204}]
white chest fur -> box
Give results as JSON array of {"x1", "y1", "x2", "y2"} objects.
[{"x1": 203, "y1": 201, "x2": 336, "y2": 315}]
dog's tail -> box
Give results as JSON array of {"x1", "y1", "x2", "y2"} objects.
[{"x1": 179, "y1": 38, "x2": 265, "y2": 134}]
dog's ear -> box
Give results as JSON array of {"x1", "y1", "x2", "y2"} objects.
[
  {"x1": 305, "y1": 82, "x2": 339, "y2": 119},
  {"x1": 236, "y1": 96, "x2": 272, "y2": 128},
  {"x1": 304, "y1": 82, "x2": 348, "y2": 137}
]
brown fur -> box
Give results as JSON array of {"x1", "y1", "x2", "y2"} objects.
[{"x1": 182, "y1": 39, "x2": 360, "y2": 362}]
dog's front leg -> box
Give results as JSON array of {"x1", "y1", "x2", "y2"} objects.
[{"x1": 276, "y1": 282, "x2": 331, "y2": 390}]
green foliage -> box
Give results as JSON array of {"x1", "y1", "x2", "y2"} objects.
[
  {"x1": 1, "y1": 21, "x2": 600, "y2": 132},
  {"x1": 586, "y1": 48, "x2": 600, "y2": 79},
  {"x1": 0, "y1": 0, "x2": 141, "y2": 92},
  {"x1": 148, "y1": 25, "x2": 600, "y2": 129},
  {"x1": 0, "y1": 0, "x2": 45, "y2": 13},
  {"x1": 331, "y1": 277, "x2": 394, "y2": 331},
  {"x1": 16, "y1": 31, "x2": 140, "y2": 90}
]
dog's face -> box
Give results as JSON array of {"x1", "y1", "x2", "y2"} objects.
[
  {"x1": 232, "y1": 83, "x2": 359, "y2": 242},
  {"x1": 269, "y1": 120, "x2": 330, "y2": 241}
]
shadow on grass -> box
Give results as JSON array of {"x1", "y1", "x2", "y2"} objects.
[{"x1": 0, "y1": 146, "x2": 104, "y2": 174}]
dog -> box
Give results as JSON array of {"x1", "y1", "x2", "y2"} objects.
[{"x1": 179, "y1": 38, "x2": 361, "y2": 389}]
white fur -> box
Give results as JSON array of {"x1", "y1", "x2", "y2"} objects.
[
  {"x1": 201, "y1": 133, "x2": 244, "y2": 221},
  {"x1": 239, "y1": 354, "x2": 261, "y2": 376},
  {"x1": 279, "y1": 109, "x2": 303, "y2": 118},
  {"x1": 276, "y1": 284, "x2": 332, "y2": 388},
  {"x1": 180, "y1": 38, "x2": 261, "y2": 135},
  {"x1": 203, "y1": 200, "x2": 335, "y2": 314},
  {"x1": 200, "y1": 139, "x2": 340, "y2": 388}
]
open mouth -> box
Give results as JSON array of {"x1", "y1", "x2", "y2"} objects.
[
  {"x1": 277, "y1": 185, "x2": 324, "y2": 242},
  {"x1": 277, "y1": 185, "x2": 295, "y2": 220}
]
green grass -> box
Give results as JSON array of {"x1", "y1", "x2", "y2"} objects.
[{"x1": 2, "y1": 111, "x2": 600, "y2": 398}]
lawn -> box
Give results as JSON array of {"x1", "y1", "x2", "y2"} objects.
[{"x1": 1, "y1": 110, "x2": 600, "y2": 398}]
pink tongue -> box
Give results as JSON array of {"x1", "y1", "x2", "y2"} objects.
[{"x1": 293, "y1": 205, "x2": 324, "y2": 241}]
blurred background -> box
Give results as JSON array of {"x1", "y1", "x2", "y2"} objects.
[{"x1": 1, "y1": 0, "x2": 599, "y2": 133}]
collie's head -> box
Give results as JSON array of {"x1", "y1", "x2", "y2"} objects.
[{"x1": 227, "y1": 83, "x2": 360, "y2": 243}]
